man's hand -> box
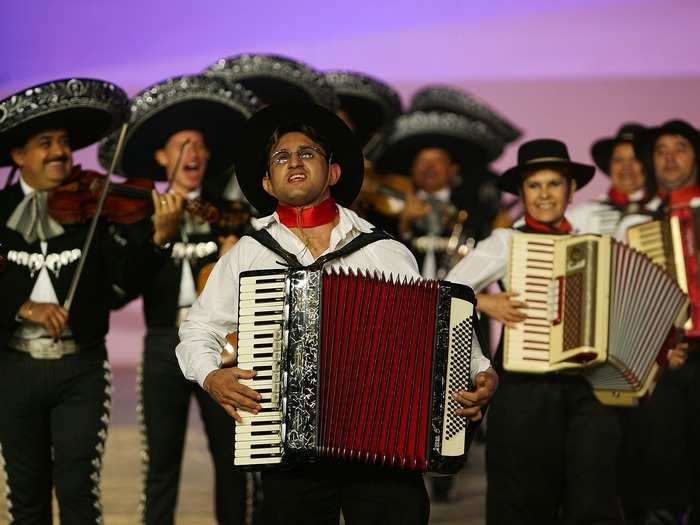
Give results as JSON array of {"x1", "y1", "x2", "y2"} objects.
[
  {"x1": 203, "y1": 367, "x2": 261, "y2": 422},
  {"x1": 218, "y1": 234, "x2": 239, "y2": 258},
  {"x1": 453, "y1": 368, "x2": 499, "y2": 422},
  {"x1": 398, "y1": 193, "x2": 432, "y2": 235},
  {"x1": 18, "y1": 300, "x2": 68, "y2": 338},
  {"x1": 151, "y1": 191, "x2": 184, "y2": 246},
  {"x1": 477, "y1": 292, "x2": 527, "y2": 326},
  {"x1": 668, "y1": 342, "x2": 689, "y2": 370}
]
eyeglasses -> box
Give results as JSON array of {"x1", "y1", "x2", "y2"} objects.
[{"x1": 269, "y1": 145, "x2": 328, "y2": 167}]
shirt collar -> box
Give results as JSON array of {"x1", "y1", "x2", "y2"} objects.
[
  {"x1": 252, "y1": 204, "x2": 374, "y2": 255},
  {"x1": 416, "y1": 187, "x2": 451, "y2": 202},
  {"x1": 19, "y1": 175, "x2": 37, "y2": 196},
  {"x1": 185, "y1": 188, "x2": 201, "y2": 199}
]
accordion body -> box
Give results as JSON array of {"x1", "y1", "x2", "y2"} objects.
[
  {"x1": 505, "y1": 232, "x2": 687, "y2": 406},
  {"x1": 234, "y1": 268, "x2": 477, "y2": 473},
  {"x1": 627, "y1": 203, "x2": 700, "y2": 338}
]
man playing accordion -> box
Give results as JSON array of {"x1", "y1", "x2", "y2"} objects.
[{"x1": 176, "y1": 102, "x2": 498, "y2": 524}]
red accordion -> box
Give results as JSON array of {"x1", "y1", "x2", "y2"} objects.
[{"x1": 234, "y1": 268, "x2": 478, "y2": 473}]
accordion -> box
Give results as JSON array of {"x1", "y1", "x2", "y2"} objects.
[
  {"x1": 234, "y1": 268, "x2": 477, "y2": 473},
  {"x1": 505, "y1": 232, "x2": 688, "y2": 406},
  {"x1": 627, "y1": 202, "x2": 700, "y2": 338}
]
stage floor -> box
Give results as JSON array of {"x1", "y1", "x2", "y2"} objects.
[{"x1": 0, "y1": 366, "x2": 487, "y2": 524}]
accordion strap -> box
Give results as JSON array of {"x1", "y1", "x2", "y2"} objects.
[{"x1": 246, "y1": 228, "x2": 392, "y2": 270}]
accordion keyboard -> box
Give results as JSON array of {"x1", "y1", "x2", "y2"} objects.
[
  {"x1": 234, "y1": 272, "x2": 287, "y2": 466},
  {"x1": 505, "y1": 234, "x2": 557, "y2": 371}
]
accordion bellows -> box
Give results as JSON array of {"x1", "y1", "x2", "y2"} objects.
[
  {"x1": 235, "y1": 268, "x2": 477, "y2": 473},
  {"x1": 505, "y1": 233, "x2": 688, "y2": 406}
]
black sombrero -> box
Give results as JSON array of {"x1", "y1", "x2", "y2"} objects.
[
  {"x1": 235, "y1": 103, "x2": 363, "y2": 215},
  {"x1": 499, "y1": 139, "x2": 595, "y2": 195},
  {"x1": 204, "y1": 53, "x2": 339, "y2": 112},
  {"x1": 375, "y1": 110, "x2": 504, "y2": 175},
  {"x1": 324, "y1": 70, "x2": 402, "y2": 149},
  {"x1": 591, "y1": 123, "x2": 646, "y2": 175},
  {"x1": 100, "y1": 74, "x2": 260, "y2": 182},
  {"x1": 409, "y1": 85, "x2": 521, "y2": 144},
  {"x1": 0, "y1": 78, "x2": 128, "y2": 166}
]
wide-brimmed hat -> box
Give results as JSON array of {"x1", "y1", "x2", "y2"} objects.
[
  {"x1": 324, "y1": 70, "x2": 402, "y2": 149},
  {"x1": 235, "y1": 103, "x2": 363, "y2": 215},
  {"x1": 99, "y1": 74, "x2": 260, "y2": 182},
  {"x1": 498, "y1": 138, "x2": 595, "y2": 195},
  {"x1": 633, "y1": 119, "x2": 700, "y2": 164},
  {"x1": 590, "y1": 123, "x2": 646, "y2": 175},
  {"x1": 374, "y1": 110, "x2": 504, "y2": 175},
  {"x1": 0, "y1": 78, "x2": 128, "y2": 166},
  {"x1": 204, "y1": 53, "x2": 339, "y2": 112},
  {"x1": 409, "y1": 85, "x2": 520, "y2": 144}
]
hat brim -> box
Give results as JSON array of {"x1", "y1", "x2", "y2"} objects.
[
  {"x1": 591, "y1": 138, "x2": 621, "y2": 176},
  {"x1": 0, "y1": 106, "x2": 120, "y2": 166},
  {"x1": 498, "y1": 160, "x2": 596, "y2": 195},
  {"x1": 235, "y1": 103, "x2": 363, "y2": 215},
  {"x1": 375, "y1": 132, "x2": 492, "y2": 175},
  {"x1": 120, "y1": 100, "x2": 249, "y2": 181}
]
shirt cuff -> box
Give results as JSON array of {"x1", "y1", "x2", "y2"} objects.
[{"x1": 194, "y1": 359, "x2": 221, "y2": 389}]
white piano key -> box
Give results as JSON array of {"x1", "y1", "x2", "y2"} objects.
[{"x1": 234, "y1": 456, "x2": 283, "y2": 466}]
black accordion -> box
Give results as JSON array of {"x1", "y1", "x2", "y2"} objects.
[{"x1": 234, "y1": 268, "x2": 477, "y2": 473}]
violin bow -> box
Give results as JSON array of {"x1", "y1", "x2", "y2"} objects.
[
  {"x1": 62, "y1": 123, "x2": 129, "y2": 312},
  {"x1": 164, "y1": 138, "x2": 190, "y2": 193}
]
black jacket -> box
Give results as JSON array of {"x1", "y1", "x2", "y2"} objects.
[{"x1": 0, "y1": 182, "x2": 169, "y2": 348}]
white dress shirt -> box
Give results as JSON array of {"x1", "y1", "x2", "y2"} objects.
[
  {"x1": 177, "y1": 204, "x2": 491, "y2": 387},
  {"x1": 14, "y1": 177, "x2": 70, "y2": 338},
  {"x1": 177, "y1": 188, "x2": 204, "y2": 308}
]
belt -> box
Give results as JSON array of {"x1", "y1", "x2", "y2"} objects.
[{"x1": 8, "y1": 337, "x2": 79, "y2": 359}]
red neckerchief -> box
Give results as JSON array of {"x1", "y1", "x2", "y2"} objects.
[
  {"x1": 607, "y1": 187, "x2": 630, "y2": 206},
  {"x1": 276, "y1": 197, "x2": 338, "y2": 229},
  {"x1": 524, "y1": 213, "x2": 573, "y2": 234},
  {"x1": 667, "y1": 185, "x2": 700, "y2": 208}
]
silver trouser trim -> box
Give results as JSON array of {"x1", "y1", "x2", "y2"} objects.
[
  {"x1": 136, "y1": 361, "x2": 148, "y2": 524},
  {"x1": 8, "y1": 337, "x2": 79, "y2": 359},
  {"x1": 0, "y1": 443, "x2": 13, "y2": 524}
]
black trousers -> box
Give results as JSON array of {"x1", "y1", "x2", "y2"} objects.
[
  {"x1": 140, "y1": 328, "x2": 250, "y2": 525},
  {"x1": 486, "y1": 372, "x2": 623, "y2": 525},
  {"x1": 618, "y1": 352, "x2": 700, "y2": 524},
  {"x1": 0, "y1": 344, "x2": 111, "y2": 525},
  {"x1": 261, "y1": 462, "x2": 429, "y2": 525}
]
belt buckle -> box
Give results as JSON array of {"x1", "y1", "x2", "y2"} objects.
[{"x1": 29, "y1": 339, "x2": 68, "y2": 359}]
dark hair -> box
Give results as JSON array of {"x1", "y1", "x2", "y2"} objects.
[{"x1": 264, "y1": 121, "x2": 332, "y2": 165}]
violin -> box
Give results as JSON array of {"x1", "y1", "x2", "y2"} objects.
[
  {"x1": 47, "y1": 167, "x2": 252, "y2": 234},
  {"x1": 354, "y1": 161, "x2": 414, "y2": 217},
  {"x1": 48, "y1": 167, "x2": 154, "y2": 225}
]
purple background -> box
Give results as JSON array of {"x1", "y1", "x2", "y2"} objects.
[{"x1": 3, "y1": 0, "x2": 699, "y2": 364}]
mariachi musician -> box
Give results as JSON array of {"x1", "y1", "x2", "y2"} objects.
[
  {"x1": 615, "y1": 120, "x2": 700, "y2": 525},
  {"x1": 97, "y1": 74, "x2": 260, "y2": 525},
  {"x1": 176, "y1": 102, "x2": 498, "y2": 524},
  {"x1": 373, "y1": 93, "x2": 512, "y2": 280},
  {"x1": 0, "y1": 78, "x2": 181, "y2": 524},
  {"x1": 447, "y1": 139, "x2": 625, "y2": 524},
  {"x1": 202, "y1": 53, "x2": 340, "y2": 203}
]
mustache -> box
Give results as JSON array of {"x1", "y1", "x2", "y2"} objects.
[{"x1": 44, "y1": 155, "x2": 69, "y2": 165}]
